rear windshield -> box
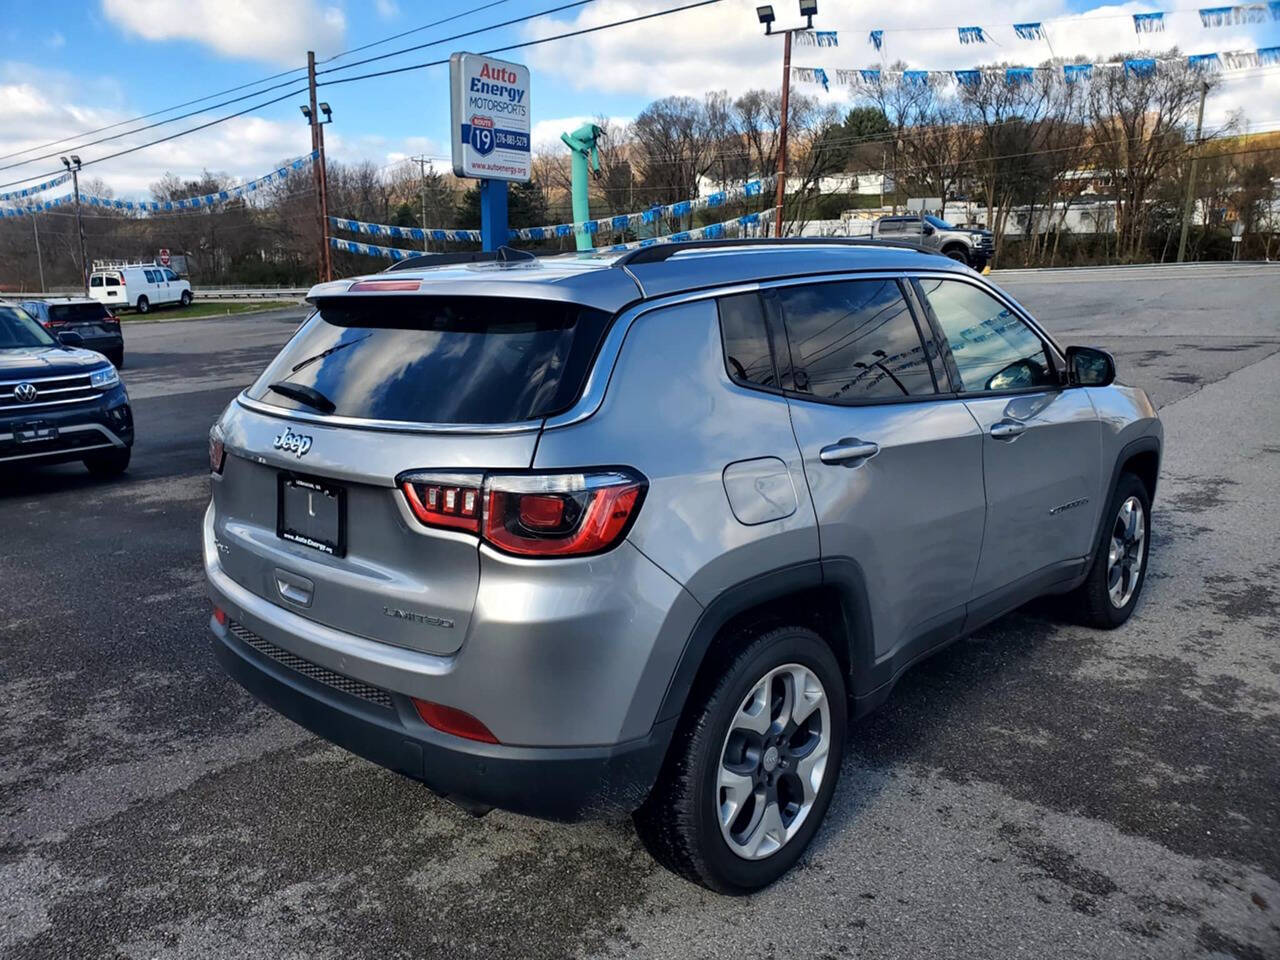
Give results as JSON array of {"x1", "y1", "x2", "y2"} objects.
[
  {"x1": 247, "y1": 296, "x2": 613, "y2": 425},
  {"x1": 0, "y1": 306, "x2": 56, "y2": 348},
  {"x1": 49, "y1": 302, "x2": 112, "y2": 323}
]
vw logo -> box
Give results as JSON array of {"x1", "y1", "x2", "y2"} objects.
[{"x1": 13, "y1": 382, "x2": 38, "y2": 403}]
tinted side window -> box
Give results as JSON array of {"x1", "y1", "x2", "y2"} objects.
[
  {"x1": 776, "y1": 279, "x2": 936, "y2": 401},
  {"x1": 105, "y1": 275, "x2": 120, "y2": 286},
  {"x1": 90, "y1": 275, "x2": 104, "y2": 287},
  {"x1": 165, "y1": 269, "x2": 178, "y2": 281},
  {"x1": 918, "y1": 278, "x2": 1056, "y2": 393},
  {"x1": 718, "y1": 293, "x2": 776, "y2": 389}
]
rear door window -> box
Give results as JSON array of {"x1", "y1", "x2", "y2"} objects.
[
  {"x1": 774, "y1": 279, "x2": 937, "y2": 401},
  {"x1": 90, "y1": 275, "x2": 104, "y2": 288},
  {"x1": 717, "y1": 293, "x2": 777, "y2": 389},
  {"x1": 105, "y1": 275, "x2": 121, "y2": 287},
  {"x1": 247, "y1": 296, "x2": 613, "y2": 425}
]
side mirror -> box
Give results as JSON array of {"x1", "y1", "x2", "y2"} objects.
[
  {"x1": 921, "y1": 224, "x2": 934, "y2": 236},
  {"x1": 1066, "y1": 345, "x2": 1115, "y2": 387},
  {"x1": 57, "y1": 331, "x2": 84, "y2": 348}
]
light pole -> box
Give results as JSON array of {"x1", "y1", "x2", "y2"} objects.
[
  {"x1": 758, "y1": 1, "x2": 818, "y2": 239},
  {"x1": 303, "y1": 50, "x2": 334, "y2": 282},
  {"x1": 60, "y1": 154, "x2": 88, "y2": 294}
]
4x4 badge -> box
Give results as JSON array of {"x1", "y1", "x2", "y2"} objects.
[{"x1": 272, "y1": 427, "x2": 312, "y2": 458}]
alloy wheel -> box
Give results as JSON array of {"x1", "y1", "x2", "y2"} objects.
[
  {"x1": 716, "y1": 663, "x2": 831, "y2": 860},
  {"x1": 1107, "y1": 495, "x2": 1146, "y2": 608}
]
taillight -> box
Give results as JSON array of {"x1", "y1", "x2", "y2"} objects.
[
  {"x1": 209, "y1": 429, "x2": 226, "y2": 474},
  {"x1": 399, "y1": 469, "x2": 646, "y2": 558}
]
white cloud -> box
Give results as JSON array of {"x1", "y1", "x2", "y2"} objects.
[
  {"x1": 522, "y1": 0, "x2": 1280, "y2": 128},
  {"x1": 375, "y1": 0, "x2": 399, "y2": 20},
  {"x1": 47, "y1": 32, "x2": 65, "y2": 49},
  {"x1": 100, "y1": 0, "x2": 346, "y2": 65}
]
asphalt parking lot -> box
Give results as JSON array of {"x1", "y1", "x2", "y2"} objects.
[{"x1": 2, "y1": 263, "x2": 1278, "y2": 959}]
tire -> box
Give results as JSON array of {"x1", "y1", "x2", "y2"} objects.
[
  {"x1": 943, "y1": 247, "x2": 971, "y2": 266},
  {"x1": 634, "y1": 625, "x2": 847, "y2": 894},
  {"x1": 1065, "y1": 472, "x2": 1151, "y2": 628},
  {"x1": 136, "y1": 296, "x2": 150, "y2": 315},
  {"x1": 180, "y1": 290, "x2": 192, "y2": 307},
  {"x1": 83, "y1": 446, "x2": 131, "y2": 479}
]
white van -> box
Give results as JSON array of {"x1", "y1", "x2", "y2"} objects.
[{"x1": 89, "y1": 261, "x2": 193, "y2": 314}]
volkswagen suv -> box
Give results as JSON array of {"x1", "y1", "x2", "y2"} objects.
[{"x1": 204, "y1": 240, "x2": 1161, "y2": 893}]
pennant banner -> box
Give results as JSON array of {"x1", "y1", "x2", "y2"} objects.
[
  {"x1": 1199, "y1": 4, "x2": 1278, "y2": 26},
  {"x1": 795, "y1": 30, "x2": 838, "y2": 47},
  {"x1": 799, "y1": 46, "x2": 1279, "y2": 91},
  {"x1": 0, "y1": 172, "x2": 71, "y2": 204},
  {"x1": 868, "y1": 30, "x2": 883, "y2": 51},
  {"x1": 1013, "y1": 22, "x2": 1045, "y2": 40},
  {"x1": 328, "y1": 237, "x2": 426, "y2": 262},
  {"x1": 957, "y1": 26, "x2": 987, "y2": 45},
  {"x1": 0, "y1": 194, "x2": 73, "y2": 219},
  {"x1": 1133, "y1": 12, "x2": 1166, "y2": 32},
  {"x1": 329, "y1": 218, "x2": 479, "y2": 243}
]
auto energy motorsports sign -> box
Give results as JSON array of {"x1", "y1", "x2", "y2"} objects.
[{"x1": 449, "y1": 53, "x2": 531, "y2": 182}]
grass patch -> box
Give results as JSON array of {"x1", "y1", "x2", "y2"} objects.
[{"x1": 120, "y1": 300, "x2": 299, "y2": 321}]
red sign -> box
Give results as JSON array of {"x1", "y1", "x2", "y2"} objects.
[{"x1": 158, "y1": 248, "x2": 171, "y2": 266}]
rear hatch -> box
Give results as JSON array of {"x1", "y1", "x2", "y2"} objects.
[
  {"x1": 211, "y1": 291, "x2": 613, "y2": 656},
  {"x1": 48, "y1": 301, "x2": 119, "y2": 341}
]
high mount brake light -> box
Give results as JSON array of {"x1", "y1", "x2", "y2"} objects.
[
  {"x1": 399, "y1": 470, "x2": 646, "y2": 557},
  {"x1": 347, "y1": 279, "x2": 422, "y2": 293}
]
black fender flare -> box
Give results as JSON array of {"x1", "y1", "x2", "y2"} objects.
[{"x1": 1085, "y1": 434, "x2": 1161, "y2": 571}]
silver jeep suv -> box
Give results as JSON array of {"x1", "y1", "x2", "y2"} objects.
[{"x1": 204, "y1": 239, "x2": 1161, "y2": 893}]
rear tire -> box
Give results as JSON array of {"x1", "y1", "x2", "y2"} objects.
[
  {"x1": 180, "y1": 290, "x2": 192, "y2": 307},
  {"x1": 136, "y1": 296, "x2": 150, "y2": 315},
  {"x1": 943, "y1": 247, "x2": 971, "y2": 266},
  {"x1": 84, "y1": 447, "x2": 131, "y2": 478},
  {"x1": 1065, "y1": 472, "x2": 1150, "y2": 628},
  {"x1": 634, "y1": 625, "x2": 846, "y2": 894}
]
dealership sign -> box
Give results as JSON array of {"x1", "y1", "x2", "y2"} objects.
[{"x1": 449, "y1": 53, "x2": 531, "y2": 182}]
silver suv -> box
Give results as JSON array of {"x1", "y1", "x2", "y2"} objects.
[{"x1": 204, "y1": 240, "x2": 1161, "y2": 893}]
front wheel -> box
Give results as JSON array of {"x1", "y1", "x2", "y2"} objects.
[
  {"x1": 180, "y1": 290, "x2": 192, "y2": 306},
  {"x1": 943, "y1": 247, "x2": 971, "y2": 266},
  {"x1": 83, "y1": 446, "x2": 131, "y2": 478},
  {"x1": 634, "y1": 625, "x2": 846, "y2": 894},
  {"x1": 136, "y1": 296, "x2": 150, "y2": 314},
  {"x1": 1066, "y1": 472, "x2": 1151, "y2": 628}
]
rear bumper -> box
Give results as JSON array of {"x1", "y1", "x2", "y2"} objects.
[{"x1": 210, "y1": 612, "x2": 675, "y2": 821}]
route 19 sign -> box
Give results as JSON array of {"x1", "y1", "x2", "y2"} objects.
[{"x1": 449, "y1": 52, "x2": 531, "y2": 182}]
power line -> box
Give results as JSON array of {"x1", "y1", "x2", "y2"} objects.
[{"x1": 319, "y1": 0, "x2": 726, "y2": 87}]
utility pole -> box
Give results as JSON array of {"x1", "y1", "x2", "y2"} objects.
[
  {"x1": 1176, "y1": 81, "x2": 1208, "y2": 264},
  {"x1": 412, "y1": 155, "x2": 431, "y2": 251},
  {"x1": 304, "y1": 52, "x2": 333, "y2": 283},
  {"x1": 61, "y1": 155, "x2": 88, "y2": 294},
  {"x1": 758, "y1": 3, "x2": 817, "y2": 239},
  {"x1": 32, "y1": 216, "x2": 46, "y2": 293}
]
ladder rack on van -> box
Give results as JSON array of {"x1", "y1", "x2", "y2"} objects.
[{"x1": 92, "y1": 259, "x2": 160, "y2": 270}]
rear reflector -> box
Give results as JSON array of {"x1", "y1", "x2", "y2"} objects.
[
  {"x1": 212, "y1": 606, "x2": 228, "y2": 626},
  {"x1": 412, "y1": 699, "x2": 498, "y2": 743}
]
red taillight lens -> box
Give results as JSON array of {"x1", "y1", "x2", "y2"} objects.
[
  {"x1": 348, "y1": 279, "x2": 422, "y2": 292},
  {"x1": 412, "y1": 698, "x2": 498, "y2": 743},
  {"x1": 212, "y1": 606, "x2": 228, "y2": 626},
  {"x1": 398, "y1": 469, "x2": 646, "y2": 558},
  {"x1": 401, "y1": 475, "x2": 483, "y2": 532},
  {"x1": 209, "y1": 432, "x2": 226, "y2": 474}
]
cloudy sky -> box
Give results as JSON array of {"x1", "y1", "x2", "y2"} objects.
[{"x1": 1, "y1": 0, "x2": 1278, "y2": 201}]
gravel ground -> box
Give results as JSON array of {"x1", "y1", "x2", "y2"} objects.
[{"x1": 2, "y1": 262, "x2": 1277, "y2": 959}]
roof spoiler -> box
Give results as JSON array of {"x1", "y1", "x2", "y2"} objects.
[{"x1": 382, "y1": 246, "x2": 537, "y2": 272}]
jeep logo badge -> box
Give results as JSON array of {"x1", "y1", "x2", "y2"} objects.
[
  {"x1": 14, "y1": 382, "x2": 38, "y2": 403},
  {"x1": 272, "y1": 426, "x2": 312, "y2": 458}
]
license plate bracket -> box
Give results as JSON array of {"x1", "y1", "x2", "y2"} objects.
[
  {"x1": 15, "y1": 421, "x2": 58, "y2": 444},
  {"x1": 277, "y1": 474, "x2": 346, "y2": 557}
]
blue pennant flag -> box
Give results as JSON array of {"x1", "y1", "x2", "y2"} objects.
[
  {"x1": 1124, "y1": 58, "x2": 1157, "y2": 76},
  {"x1": 957, "y1": 26, "x2": 987, "y2": 45},
  {"x1": 704, "y1": 223, "x2": 725, "y2": 239},
  {"x1": 744, "y1": 180, "x2": 763, "y2": 197},
  {"x1": 860, "y1": 68, "x2": 881, "y2": 84},
  {"x1": 612, "y1": 215, "x2": 630, "y2": 230},
  {"x1": 903, "y1": 70, "x2": 929, "y2": 85},
  {"x1": 1132, "y1": 12, "x2": 1165, "y2": 32},
  {"x1": 556, "y1": 224, "x2": 573, "y2": 237},
  {"x1": 671, "y1": 200, "x2": 692, "y2": 217},
  {"x1": 1005, "y1": 67, "x2": 1034, "y2": 86},
  {"x1": 1260, "y1": 46, "x2": 1280, "y2": 65},
  {"x1": 1063, "y1": 63, "x2": 1093, "y2": 82},
  {"x1": 1187, "y1": 52, "x2": 1221, "y2": 70},
  {"x1": 868, "y1": 30, "x2": 883, "y2": 51},
  {"x1": 954, "y1": 69, "x2": 982, "y2": 86},
  {"x1": 707, "y1": 191, "x2": 726, "y2": 207},
  {"x1": 1013, "y1": 22, "x2": 1044, "y2": 40},
  {"x1": 814, "y1": 67, "x2": 830, "y2": 91}
]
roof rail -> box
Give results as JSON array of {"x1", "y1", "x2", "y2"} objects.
[
  {"x1": 611, "y1": 236, "x2": 935, "y2": 267},
  {"x1": 382, "y1": 245, "x2": 538, "y2": 272}
]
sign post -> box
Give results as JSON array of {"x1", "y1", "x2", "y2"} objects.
[{"x1": 450, "y1": 52, "x2": 531, "y2": 252}]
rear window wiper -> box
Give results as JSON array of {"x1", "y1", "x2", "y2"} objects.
[
  {"x1": 268, "y1": 381, "x2": 336, "y2": 414},
  {"x1": 289, "y1": 333, "x2": 371, "y2": 373}
]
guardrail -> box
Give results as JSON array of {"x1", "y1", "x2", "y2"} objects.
[{"x1": 1, "y1": 287, "x2": 308, "y2": 301}]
